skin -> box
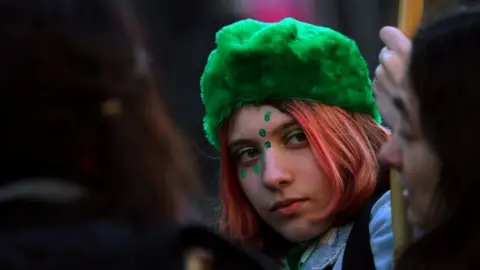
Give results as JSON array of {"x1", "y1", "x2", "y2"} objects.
[
  {"x1": 227, "y1": 105, "x2": 333, "y2": 242},
  {"x1": 375, "y1": 27, "x2": 441, "y2": 230}
]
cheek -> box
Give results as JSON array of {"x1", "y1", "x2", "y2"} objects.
[
  {"x1": 294, "y1": 159, "x2": 333, "y2": 201},
  {"x1": 405, "y1": 146, "x2": 440, "y2": 192},
  {"x1": 307, "y1": 172, "x2": 333, "y2": 204},
  {"x1": 296, "y1": 154, "x2": 327, "y2": 181},
  {"x1": 404, "y1": 145, "x2": 440, "y2": 221},
  {"x1": 237, "y1": 175, "x2": 267, "y2": 212}
]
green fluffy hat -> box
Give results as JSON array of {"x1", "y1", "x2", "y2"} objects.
[{"x1": 201, "y1": 18, "x2": 381, "y2": 149}]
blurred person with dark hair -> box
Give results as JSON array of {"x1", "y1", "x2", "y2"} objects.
[
  {"x1": 0, "y1": 0, "x2": 200, "y2": 229},
  {"x1": 0, "y1": 1, "x2": 277, "y2": 269},
  {"x1": 132, "y1": 0, "x2": 242, "y2": 222},
  {"x1": 375, "y1": 8, "x2": 480, "y2": 270}
]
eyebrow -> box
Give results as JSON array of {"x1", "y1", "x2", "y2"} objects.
[{"x1": 228, "y1": 120, "x2": 298, "y2": 150}]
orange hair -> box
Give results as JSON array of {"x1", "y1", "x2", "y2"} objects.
[{"x1": 218, "y1": 100, "x2": 389, "y2": 257}]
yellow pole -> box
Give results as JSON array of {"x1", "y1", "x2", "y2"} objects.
[
  {"x1": 398, "y1": 0, "x2": 424, "y2": 38},
  {"x1": 389, "y1": 170, "x2": 413, "y2": 259}
]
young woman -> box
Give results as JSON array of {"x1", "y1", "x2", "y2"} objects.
[
  {"x1": 376, "y1": 8, "x2": 480, "y2": 270},
  {"x1": 201, "y1": 18, "x2": 394, "y2": 269}
]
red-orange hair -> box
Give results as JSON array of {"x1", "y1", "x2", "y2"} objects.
[{"x1": 218, "y1": 100, "x2": 389, "y2": 257}]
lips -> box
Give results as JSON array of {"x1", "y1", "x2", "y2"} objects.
[{"x1": 269, "y1": 198, "x2": 307, "y2": 214}]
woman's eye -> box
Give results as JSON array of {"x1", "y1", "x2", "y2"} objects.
[
  {"x1": 398, "y1": 129, "x2": 416, "y2": 143},
  {"x1": 235, "y1": 147, "x2": 260, "y2": 165},
  {"x1": 285, "y1": 129, "x2": 308, "y2": 146},
  {"x1": 397, "y1": 123, "x2": 417, "y2": 143}
]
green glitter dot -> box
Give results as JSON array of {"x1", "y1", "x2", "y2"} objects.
[
  {"x1": 259, "y1": 128, "x2": 267, "y2": 137},
  {"x1": 264, "y1": 111, "x2": 272, "y2": 122},
  {"x1": 260, "y1": 153, "x2": 265, "y2": 162},
  {"x1": 253, "y1": 163, "x2": 261, "y2": 174},
  {"x1": 240, "y1": 168, "x2": 246, "y2": 178},
  {"x1": 279, "y1": 107, "x2": 287, "y2": 113},
  {"x1": 264, "y1": 141, "x2": 271, "y2": 148}
]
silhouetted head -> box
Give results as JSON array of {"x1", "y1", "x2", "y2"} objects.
[{"x1": 0, "y1": 0, "x2": 201, "y2": 226}]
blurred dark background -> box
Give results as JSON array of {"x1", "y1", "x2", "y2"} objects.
[{"x1": 131, "y1": 0, "x2": 476, "y2": 224}]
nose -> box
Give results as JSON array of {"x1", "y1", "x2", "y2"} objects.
[
  {"x1": 262, "y1": 149, "x2": 294, "y2": 190},
  {"x1": 378, "y1": 137, "x2": 403, "y2": 169}
]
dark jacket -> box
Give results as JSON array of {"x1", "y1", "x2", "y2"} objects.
[{"x1": 0, "y1": 220, "x2": 279, "y2": 270}]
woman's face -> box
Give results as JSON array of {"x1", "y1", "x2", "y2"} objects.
[
  {"x1": 378, "y1": 86, "x2": 441, "y2": 230},
  {"x1": 228, "y1": 105, "x2": 333, "y2": 242}
]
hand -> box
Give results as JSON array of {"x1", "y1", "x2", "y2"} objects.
[{"x1": 373, "y1": 26, "x2": 412, "y2": 128}]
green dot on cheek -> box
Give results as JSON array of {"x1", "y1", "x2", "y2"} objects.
[
  {"x1": 240, "y1": 168, "x2": 246, "y2": 178},
  {"x1": 253, "y1": 163, "x2": 261, "y2": 174},
  {"x1": 259, "y1": 129, "x2": 267, "y2": 137},
  {"x1": 264, "y1": 141, "x2": 271, "y2": 148}
]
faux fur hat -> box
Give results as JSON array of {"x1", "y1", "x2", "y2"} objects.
[{"x1": 201, "y1": 18, "x2": 380, "y2": 149}]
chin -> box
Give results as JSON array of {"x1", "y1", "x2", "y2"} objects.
[
  {"x1": 277, "y1": 219, "x2": 329, "y2": 243},
  {"x1": 407, "y1": 206, "x2": 428, "y2": 230}
]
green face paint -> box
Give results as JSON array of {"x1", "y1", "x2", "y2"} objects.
[
  {"x1": 264, "y1": 141, "x2": 271, "y2": 148},
  {"x1": 240, "y1": 168, "x2": 246, "y2": 178},
  {"x1": 259, "y1": 128, "x2": 267, "y2": 137},
  {"x1": 279, "y1": 107, "x2": 287, "y2": 113},
  {"x1": 253, "y1": 163, "x2": 261, "y2": 174},
  {"x1": 260, "y1": 153, "x2": 265, "y2": 162},
  {"x1": 264, "y1": 111, "x2": 272, "y2": 122}
]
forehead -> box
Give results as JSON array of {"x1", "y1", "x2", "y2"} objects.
[{"x1": 228, "y1": 105, "x2": 293, "y2": 141}]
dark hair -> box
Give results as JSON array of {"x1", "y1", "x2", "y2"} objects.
[
  {"x1": 398, "y1": 8, "x2": 480, "y2": 269},
  {"x1": 0, "y1": 0, "x2": 201, "y2": 226}
]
